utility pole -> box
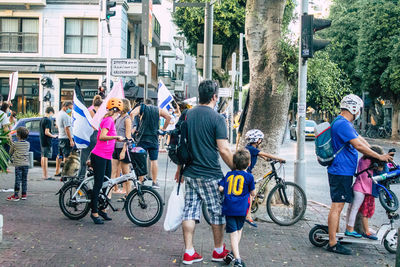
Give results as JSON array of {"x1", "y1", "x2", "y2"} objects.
[
  {"x1": 295, "y1": 2, "x2": 331, "y2": 193},
  {"x1": 238, "y1": 33, "x2": 244, "y2": 111},
  {"x1": 173, "y1": 0, "x2": 216, "y2": 80},
  {"x1": 294, "y1": 0, "x2": 308, "y2": 193},
  {"x1": 230, "y1": 52, "x2": 237, "y2": 145},
  {"x1": 203, "y1": 1, "x2": 213, "y2": 80}
]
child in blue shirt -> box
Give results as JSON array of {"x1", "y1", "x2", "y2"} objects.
[
  {"x1": 219, "y1": 149, "x2": 255, "y2": 267},
  {"x1": 244, "y1": 129, "x2": 286, "y2": 227}
]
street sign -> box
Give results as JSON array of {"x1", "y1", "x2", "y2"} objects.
[
  {"x1": 196, "y1": 43, "x2": 222, "y2": 70},
  {"x1": 111, "y1": 59, "x2": 139, "y2": 76},
  {"x1": 218, "y1": 87, "x2": 232, "y2": 98}
]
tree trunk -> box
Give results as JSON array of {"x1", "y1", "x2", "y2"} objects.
[
  {"x1": 392, "y1": 98, "x2": 400, "y2": 140},
  {"x1": 243, "y1": 0, "x2": 293, "y2": 177}
]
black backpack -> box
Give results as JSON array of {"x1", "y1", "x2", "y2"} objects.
[{"x1": 168, "y1": 109, "x2": 193, "y2": 166}]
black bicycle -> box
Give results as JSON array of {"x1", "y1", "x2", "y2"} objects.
[{"x1": 251, "y1": 160, "x2": 307, "y2": 226}]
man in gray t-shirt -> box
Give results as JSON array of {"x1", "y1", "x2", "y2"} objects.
[
  {"x1": 175, "y1": 80, "x2": 234, "y2": 264},
  {"x1": 55, "y1": 101, "x2": 74, "y2": 176}
]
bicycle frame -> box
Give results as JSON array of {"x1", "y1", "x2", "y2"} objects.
[
  {"x1": 254, "y1": 162, "x2": 289, "y2": 204},
  {"x1": 70, "y1": 170, "x2": 139, "y2": 203}
]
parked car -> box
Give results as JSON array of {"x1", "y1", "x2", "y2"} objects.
[
  {"x1": 11, "y1": 117, "x2": 59, "y2": 161},
  {"x1": 289, "y1": 120, "x2": 317, "y2": 140}
]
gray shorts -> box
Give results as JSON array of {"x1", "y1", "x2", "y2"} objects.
[
  {"x1": 183, "y1": 176, "x2": 225, "y2": 225},
  {"x1": 41, "y1": 146, "x2": 52, "y2": 158},
  {"x1": 58, "y1": 138, "x2": 72, "y2": 159}
]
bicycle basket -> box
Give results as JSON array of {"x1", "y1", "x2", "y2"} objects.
[{"x1": 129, "y1": 149, "x2": 147, "y2": 177}]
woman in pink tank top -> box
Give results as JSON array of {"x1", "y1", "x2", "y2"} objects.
[{"x1": 89, "y1": 98, "x2": 124, "y2": 225}]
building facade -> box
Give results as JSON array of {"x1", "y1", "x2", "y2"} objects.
[{"x1": 0, "y1": 0, "x2": 162, "y2": 114}]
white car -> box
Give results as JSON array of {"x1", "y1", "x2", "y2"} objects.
[{"x1": 290, "y1": 120, "x2": 317, "y2": 140}]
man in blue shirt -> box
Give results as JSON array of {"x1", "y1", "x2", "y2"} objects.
[{"x1": 326, "y1": 94, "x2": 393, "y2": 255}]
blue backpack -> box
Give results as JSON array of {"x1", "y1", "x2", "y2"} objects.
[{"x1": 314, "y1": 118, "x2": 345, "y2": 166}]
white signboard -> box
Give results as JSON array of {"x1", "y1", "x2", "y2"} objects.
[
  {"x1": 298, "y1": 103, "x2": 306, "y2": 117},
  {"x1": 111, "y1": 59, "x2": 139, "y2": 77},
  {"x1": 218, "y1": 87, "x2": 232, "y2": 98},
  {"x1": 196, "y1": 43, "x2": 223, "y2": 70}
]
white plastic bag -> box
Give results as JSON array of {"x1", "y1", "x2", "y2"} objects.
[{"x1": 163, "y1": 183, "x2": 185, "y2": 232}]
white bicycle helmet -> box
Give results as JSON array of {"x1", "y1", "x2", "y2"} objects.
[
  {"x1": 245, "y1": 129, "x2": 264, "y2": 143},
  {"x1": 340, "y1": 94, "x2": 363, "y2": 116}
]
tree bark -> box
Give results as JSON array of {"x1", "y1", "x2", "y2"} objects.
[{"x1": 243, "y1": 0, "x2": 293, "y2": 177}]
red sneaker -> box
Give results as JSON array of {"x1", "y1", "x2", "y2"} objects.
[
  {"x1": 212, "y1": 244, "x2": 230, "y2": 262},
  {"x1": 182, "y1": 251, "x2": 203, "y2": 265},
  {"x1": 21, "y1": 194, "x2": 27, "y2": 200},
  {"x1": 7, "y1": 195, "x2": 20, "y2": 201}
]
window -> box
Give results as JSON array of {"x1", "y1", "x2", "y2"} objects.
[
  {"x1": 60, "y1": 79, "x2": 98, "y2": 107},
  {"x1": 25, "y1": 120, "x2": 40, "y2": 133},
  {"x1": 64, "y1": 18, "x2": 98, "y2": 54},
  {"x1": 0, "y1": 78, "x2": 39, "y2": 114},
  {"x1": 0, "y1": 18, "x2": 39, "y2": 53}
]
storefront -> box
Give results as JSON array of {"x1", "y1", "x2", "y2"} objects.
[
  {"x1": 0, "y1": 78, "x2": 40, "y2": 114},
  {"x1": 59, "y1": 79, "x2": 99, "y2": 107}
]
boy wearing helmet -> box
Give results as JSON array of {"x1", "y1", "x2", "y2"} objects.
[
  {"x1": 244, "y1": 129, "x2": 285, "y2": 227},
  {"x1": 326, "y1": 94, "x2": 393, "y2": 255}
]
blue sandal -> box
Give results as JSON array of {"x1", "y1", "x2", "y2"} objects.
[{"x1": 245, "y1": 219, "x2": 258, "y2": 228}]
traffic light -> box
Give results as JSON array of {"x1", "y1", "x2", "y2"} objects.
[
  {"x1": 301, "y1": 14, "x2": 331, "y2": 59},
  {"x1": 106, "y1": 0, "x2": 116, "y2": 20}
]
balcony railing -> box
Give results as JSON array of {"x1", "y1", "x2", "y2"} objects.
[{"x1": 0, "y1": 32, "x2": 38, "y2": 53}]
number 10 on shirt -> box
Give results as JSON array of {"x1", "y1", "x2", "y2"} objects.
[{"x1": 227, "y1": 175, "x2": 244, "y2": 196}]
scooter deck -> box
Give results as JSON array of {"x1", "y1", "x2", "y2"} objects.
[
  {"x1": 317, "y1": 233, "x2": 381, "y2": 245},
  {"x1": 336, "y1": 233, "x2": 381, "y2": 245}
]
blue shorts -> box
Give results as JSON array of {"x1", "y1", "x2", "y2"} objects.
[
  {"x1": 225, "y1": 216, "x2": 245, "y2": 233},
  {"x1": 138, "y1": 141, "x2": 159, "y2": 161},
  {"x1": 328, "y1": 173, "x2": 353, "y2": 203}
]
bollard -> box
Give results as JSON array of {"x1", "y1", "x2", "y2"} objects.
[
  {"x1": 29, "y1": 151, "x2": 34, "y2": 169},
  {"x1": 0, "y1": 214, "x2": 3, "y2": 243}
]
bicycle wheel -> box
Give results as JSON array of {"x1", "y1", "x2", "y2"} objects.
[
  {"x1": 379, "y1": 188, "x2": 399, "y2": 212},
  {"x1": 201, "y1": 201, "x2": 211, "y2": 226},
  {"x1": 58, "y1": 182, "x2": 91, "y2": 220},
  {"x1": 266, "y1": 181, "x2": 307, "y2": 226},
  {"x1": 125, "y1": 186, "x2": 163, "y2": 227}
]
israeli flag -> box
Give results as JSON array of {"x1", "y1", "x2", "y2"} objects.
[
  {"x1": 158, "y1": 80, "x2": 174, "y2": 111},
  {"x1": 72, "y1": 80, "x2": 94, "y2": 149}
]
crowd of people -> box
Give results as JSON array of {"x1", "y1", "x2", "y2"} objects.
[{"x1": 3, "y1": 81, "x2": 396, "y2": 265}]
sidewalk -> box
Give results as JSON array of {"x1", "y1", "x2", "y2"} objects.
[{"x1": 0, "y1": 166, "x2": 396, "y2": 267}]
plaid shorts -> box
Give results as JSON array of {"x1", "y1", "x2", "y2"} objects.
[{"x1": 183, "y1": 176, "x2": 225, "y2": 225}]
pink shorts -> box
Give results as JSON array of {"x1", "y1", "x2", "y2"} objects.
[{"x1": 359, "y1": 195, "x2": 375, "y2": 218}]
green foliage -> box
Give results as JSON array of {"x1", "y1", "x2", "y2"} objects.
[
  {"x1": 357, "y1": 0, "x2": 400, "y2": 98},
  {"x1": 0, "y1": 113, "x2": 10, "y2": 173},
  {"x1": 16, "y1": 112, "x2": 40, "y2": 120},
  {"x1": 173, "y1": 0, "x2": 246, "y2": 69},
  {"x1": 381, "y1": 36, "x2": 400, "y2": 96},
  {"x1": 277, "y1": 37, "x2": 298, "y2": 87},
  {"x1": 282, "y1": 0, "x2": 296, "y2": 33},
  {"x1": 307, "y1": 52, "x2": 352, "y2": 115},
  {"x1": 326, "y1": 0, "x2": 400, "y2": 104},
  {"x1": 324, "y1": 0, "x2": 361, "y2": 94}
]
